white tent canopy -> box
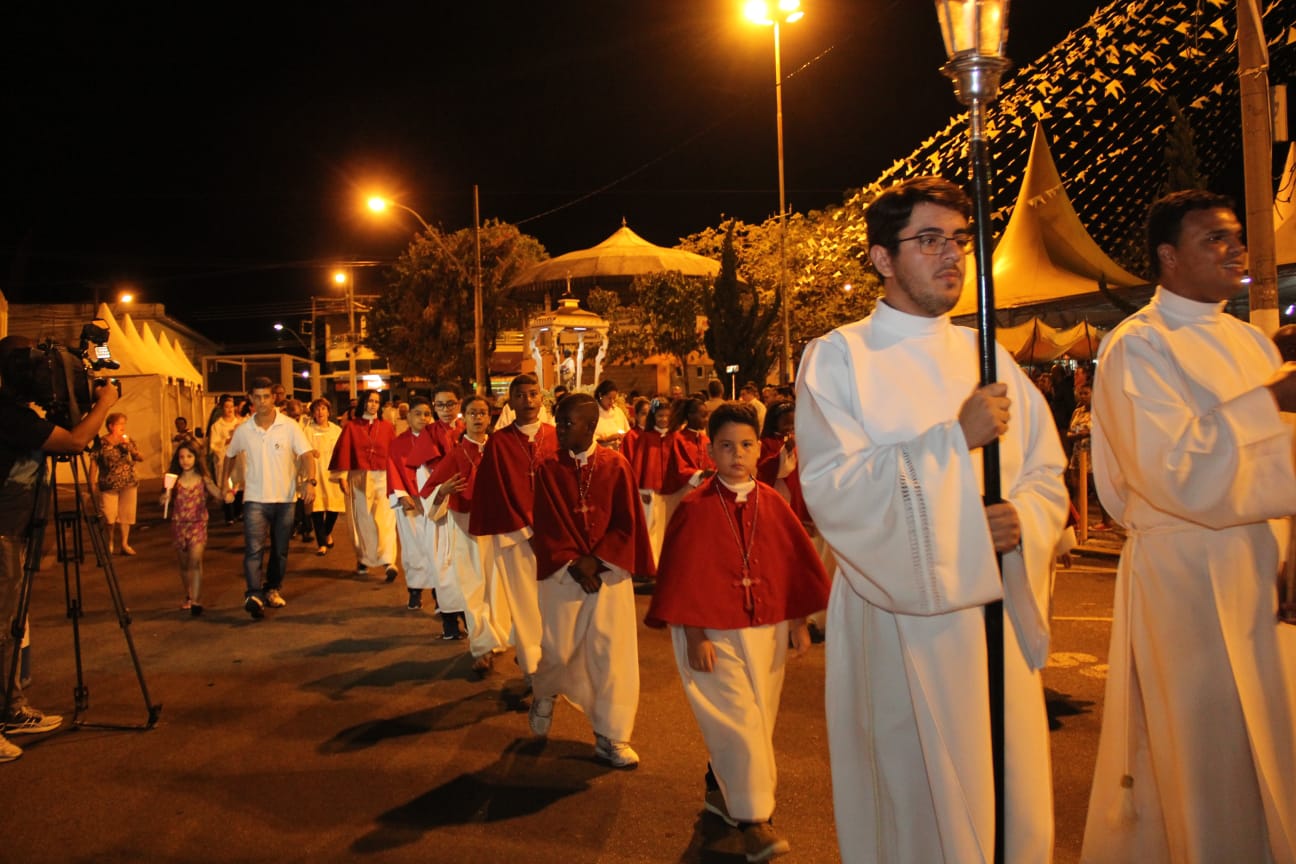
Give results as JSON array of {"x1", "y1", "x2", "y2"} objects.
[
  {"x1": 510, "y1": 221, "x2": 720, "y2": 289},
  {"x1": 952, "y1": 123, "x2": 1146, "y2": 317}
]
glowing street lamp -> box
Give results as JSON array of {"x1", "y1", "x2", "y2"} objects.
[
  {"x1": 744, "y1": 0, "x2": 802, "y2": 385},
  {"x1": 932, "y1": 2, "x2": 1011, "y2": 861},
  {"x1": 272, "y1": 322, "x2": 310, "y2": 355}
]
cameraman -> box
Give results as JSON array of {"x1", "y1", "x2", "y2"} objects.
[{"x1": 0, "y1": 335, "x2": 119, "y2": 763}]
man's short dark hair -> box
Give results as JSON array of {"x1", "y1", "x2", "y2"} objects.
[
  {"x1": 1146, "y1": 189, "x2": 1235, "y2": 279},
  {"x1": 707, "y1": 401, "x2": 760, "y2": 440},
  {"x1": 509, "y1": 373, "x2": 538, "y2": 397},
  {"x1": 865, "y1": 176, "x2": 972, "y2": 252},
  {"x1": 707, "y1": 380, "x2": 724, "y2": 398},
  {"x1": 250, "y1": 376, "x2": 274, "y2": 392},
  {"x1": 0, "y1": 336, "x2": 35, "y2": 398},
  {"x1": 432, "y1": 381, "x2": 462, "y2": 399}
]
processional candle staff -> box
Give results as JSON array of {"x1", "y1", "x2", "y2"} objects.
[{"x1": 932, "y1": 0, "x2": 1011, "y2": 861}]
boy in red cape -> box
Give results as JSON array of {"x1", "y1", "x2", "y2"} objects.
[
  {"x1": 428, "y1": 393, "x2": 502, "y2": 673},
  {"x1": 661, "y1": 396, "x2": 714, "y2": 527},
  {"x1": 468, "y1": 373, "x2": 557, "y2": 679},
  {"x1": 630, "y1": 397, "x2": 671, "y2": 562},
  {"x1": 528, "y1": 393, "x2": 655, "y2": 768},
  {"x1": 646, "y1": 401, "x2": 830, "y2": 863},
  {"x1": 385, "y1": 397, "x2": 447, "y2": 614}
]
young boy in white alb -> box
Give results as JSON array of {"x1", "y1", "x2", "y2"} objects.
[{"x1": 646, "y1": 401, "x2": 830, "y2": 862}]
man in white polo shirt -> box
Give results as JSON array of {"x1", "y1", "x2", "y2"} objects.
[{"x1": 222, "y1": 377, "x2": 316, "y2": 619}]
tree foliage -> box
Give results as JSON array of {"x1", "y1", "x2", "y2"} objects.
[
  {"x1": 681, "y1": 207, "x2": 880, "y2": 373},
  {"x1": 368, "y1": 219, "x2": 547, "y2": 388},
  {"x1": 701, "y1": 221, "x2": 780, "y2": 395}
]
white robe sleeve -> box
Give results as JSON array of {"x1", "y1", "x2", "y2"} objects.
[
  {"x1": 797, "y1": 334, "x2": 1004, "y2": 617},
  {"x1": 1093, "y1": 331, "x2": 1296, "y2": 528}
]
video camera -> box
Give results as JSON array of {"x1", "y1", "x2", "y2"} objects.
[{"x1": 27, "y1": 320, "x2": 122, "y2": 428}]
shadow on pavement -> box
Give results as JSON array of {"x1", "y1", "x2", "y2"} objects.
[{"x1": 350, "y1": 737, "x2": 613, "y2": 854}]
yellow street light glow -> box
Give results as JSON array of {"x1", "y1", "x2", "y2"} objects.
[
  {"x1": 119, "y1": 292, "x2": 134, "y2": 304},
  {"x1": 366, "y1": 196, "x2": 389, "y2": 214},
  {"x1": 332, "y1": 270, "x2": 348, "y2": 285},
  {"x1": 744, "y1": 0, "x2": 802, "y2": 26}
]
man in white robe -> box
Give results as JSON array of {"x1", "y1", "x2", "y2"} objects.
[
  {"x1": 1081, "y1": 190, "x2": 1296, "y2": 863},
  {"x1": 796, "y1": 176, "x2": 1067, "y2": 864}
]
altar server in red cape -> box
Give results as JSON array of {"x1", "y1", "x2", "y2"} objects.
[
  {"x1": 646, "y1": 401, "x2": 830, "y2": 863},
  {"x1": 758, "y1": 399, "x2": 835, "y2": 634},
  {"x1": 661, "y1": 396, "x2": 715, "y2": 528},
  {"x1": 386, "y1": 398, "x2": 443, "y2": 611},
  {"x1": 630, "y1": 397, "x2": 672, "y2": 562},
  {"x1": 330, "y1": 389, "x2": 400, "y2": 581},
  {"x1": 527, "y1": 393, "x2": 655, "y2": 768},
  {"x1": 468, "y1": 373, "x2": 557, "y2": 678},
  {"x1": 428, "y1": 393, "x2": 502, "y2": 673}
]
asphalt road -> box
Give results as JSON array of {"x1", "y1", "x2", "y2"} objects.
[{"x1": 4, "y1": 481, "x2": 1119, "y2": 863}]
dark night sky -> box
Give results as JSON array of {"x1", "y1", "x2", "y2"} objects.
[{"x1": 1, "y1": 1, "x2": 1103, "y2": 347}]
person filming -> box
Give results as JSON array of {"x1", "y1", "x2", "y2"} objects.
[{"x1": 0, "y1": 335, "x2": 120, "y2": 763}]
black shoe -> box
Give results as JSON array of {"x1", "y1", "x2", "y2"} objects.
[
  {"x1": 190, "y1": 604, "x2": 204, "y2": 617},
  {"x1": 407, "y1": 589, "x2": 423, "y2": 610},
  {"x1": 384, "y1": 565, "x2": 398, "y2": 583},
  {"x1": 244, "y1": 595, "x2": 264, "y2": 620}
]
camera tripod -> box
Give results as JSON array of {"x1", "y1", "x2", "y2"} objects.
[{"x1": 3, "y1": 451, "x2": 161, "y2": 729}]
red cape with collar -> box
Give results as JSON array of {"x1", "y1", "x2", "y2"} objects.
[
  {"x1": 631, "y1": 428, "x2": 671, "y2": 492},
  {"x1": 329, "y1": 417, "x2": 396, "y2": 471},
  {"x1": 645, "y1": 477, "x2": 830, "y2": 630},
  {"x1": 662, "y1": 427, "x2": 713, "y2": 495},
  {"x1": 387, "y1": 428, "x2": 443, "y2": 499},
  {"x1": 428, "y1": 434, "x2": 487, "y2": 514},
  {"x1": 467, "y1": 422, "x2": 558, "y2": 536},
  {"x1": 531, "y1": 447, "x2": 655, "y2": 580},
  {"x1": 757, "y1": 436, "x2": 811, "y2": 523}
]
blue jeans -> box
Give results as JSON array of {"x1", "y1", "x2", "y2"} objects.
[{"x1": 242, "y1": 501, "x2": 294, "y2": 597}]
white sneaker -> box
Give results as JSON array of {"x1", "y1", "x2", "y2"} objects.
[
  {"x1": 0, "y1": 733, "x2": 21, "y2": 763},
  {"x1": 5, "y1": 706, "x2": 63, "y2": 735},
  {"x1": 594, "y1": 733, "x2": 639, "y2": 769},
  {"x1": 528, "y1": 696, "x2": 555, "y2": 736}
]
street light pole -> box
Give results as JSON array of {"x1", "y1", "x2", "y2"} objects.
[
  {"x1": 333, "y1": 269, "x2": 358, "y2": 398},
  {"x1": 773, "y1": 19, "x2": 792, "y2": 386},
  {"x1": 746, "y1": 0, "x2": 802, "y2": 385}
]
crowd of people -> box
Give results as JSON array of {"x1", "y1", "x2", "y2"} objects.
[{"x1": 0, "y1": 180, "x2": 1293, "y2": 864}]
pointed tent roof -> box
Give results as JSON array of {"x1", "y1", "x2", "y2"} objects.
[
  {"x1": 93, "y1": 303, "x2": 145, "y2": 376},
  {"x1": 139, "y1": 322, "x2": 182, "y2": 379},
  {"x1": 1276, "y1": 143, "x2": 1296, "y2": 267},
  {"x1": 118, "y1": 313, "x2": 152, "y2": 371},
  {"x1": 951, "y1": 123, "x2": 1146, "y2": 317},
  {"x1": 509, "y1": 221, "x2": 720, "y2": 289}
]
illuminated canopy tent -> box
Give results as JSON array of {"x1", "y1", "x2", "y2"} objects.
[
  {"x1": 509, "y1": 221, "x2": 719, "y2": 298},
  {"x1": 1277, "y1": 143, "x2": 1296, "y2": 268},
  {"x1": 951, "y1": 123, "x2": 1145, "y2": 318}
]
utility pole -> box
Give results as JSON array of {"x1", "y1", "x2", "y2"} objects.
[{"x1": 1238, "y1": 0, "x2": 1278, "y2": 334}]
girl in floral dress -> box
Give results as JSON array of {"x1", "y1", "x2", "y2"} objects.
[{"x1": 161, "y1": 441, "x2": 222, "y2": 615}]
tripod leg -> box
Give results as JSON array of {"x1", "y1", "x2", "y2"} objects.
[
  {"x1": 68, "y1": 452, "x2": 161, "y2": 728},
  {"x1": 2, "y1": 459, "x2": 53, "y2": 727}
]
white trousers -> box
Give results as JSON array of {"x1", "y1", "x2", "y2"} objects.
[
  {"x1": 347, "y1": 469, "x2": 398, "y2": 568},
  {"x1": 532, "y1": 567, "x2": 640, "y2": 743},
  {"x1": 485, "y1": 531, "x2": 543, "y2": 676},
  {"x1": 640, "y1": 491, "x2": 667, "y2": 565},
  {"x1": 448, "y1": 510, "x2": 504, "y2": 658},
  {"x1": 671, "y1": 622, "x2": 787, "y2": 822}
]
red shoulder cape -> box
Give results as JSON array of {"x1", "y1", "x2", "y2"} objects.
[
  {"x1": 531, "y1": 447, "x2": 655, "y2": 580},
  {"x1": 757, "y1": 436, "x2": 811, "y2": 523},
  {"x1": 645, "y1": 477, "x2": 830, "y2": 629},
  {"x1": 330, "y1": 418, "x2": 396, "y2": 471},
  {"x1": 428, "y1": 435, "x2": 487, "y2": 514},
  {"x1": 662, "y1": 428, "x2": 713, "y2": 494},
  {"x1": 468, "y1": 423, "x2": 558, "y2": 536},
  {"x1": 387, "y1": 429, "x2": 443, "y2": 499},
  {"x1": 631, "y1": 428, "x2": 670, "y2": 492}
]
